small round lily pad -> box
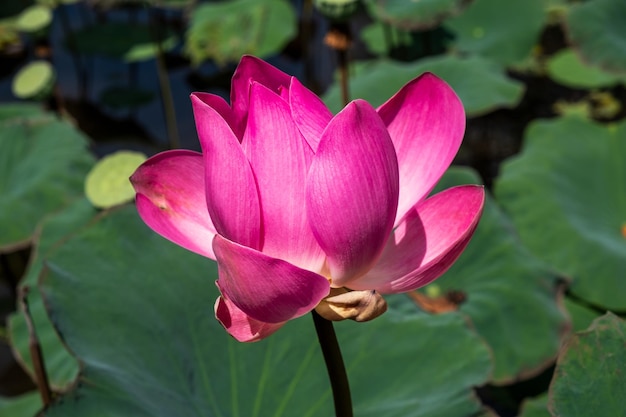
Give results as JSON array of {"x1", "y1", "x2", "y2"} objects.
[
  {"x1": 85, "y1": 151, "x2": 147, "y2": 209},
  {"x1": 12, "y1": 60, "x2": 55, "y2": 100},
  {"x1": 15, "y1": 5, "x2": 52, "y2": 33}
]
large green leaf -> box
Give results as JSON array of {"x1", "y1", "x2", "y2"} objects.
[
  {"x1": 363, "y1": 0, "x2": 472, "y2": 30},
  {"x1": 549, "y1": 313, "x2": 626, "y2": 417},
  {"x1": 444, "y1": 0, "x2": 546, "y2": 66},
  {"x1": 494, "y1": 116, "x2": 626, "y2": 311},
  {"x1": 546, "y1": 49, "x2": 626, "y2": 89},
  {"x1": 0, "y1": 392, "x2": 42, "y2": 417},
  {"x1": 0, "y1": 103, "x2": 45, "y2": 122},
  {"x1": 563, "y1": 297, "x2": 602, "y2": 333},
  {"x1": 9, "y1": 198, "x2": 96, "y2": 392},
  {"x1": 407, "y1": 168, "x2": 568, "y2": 384},
  {"x1": 566, "y1": 0, "x2": 626, "y2": 74},
  {"x1": 0, "y1": 107, "x2": 95, "y2": 252},
  {"x1": 185, "y1": 0, "x2": 296, "y2": 67},
  {"x1": 518, "y1": 394, "x2": 550, "y2": 417},
  {"x1": 323, "y1": 56, "x2": 524, "y2": 117},
  {"x1": 40, "y1": 206, "x2": 493, "y2": 417}
]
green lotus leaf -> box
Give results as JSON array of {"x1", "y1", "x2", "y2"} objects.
[
  {"x1": 494, "y1": 116, "x2": 626, "y2": 311},
  {"x1": 546, "y1": 49, "x2": 626, "y2": 89},
  {"x1": 9, "y1": 199, "x2": 96, "y2": 393},
  {"x1": 563, "y1": 297, "x2": 602, "y2": 333},
  {"x1": 518, "y1": 393, "x2": 550, "y2": 417},
  {"x1": 185, "y1": 0, "x2": 296, "y2": 67},
  {"x1": 363, "y1": 0, "x2": 472, "y2": 30},
  {"x1": 0, "y1": 107, "x2": 95, "y2": 252},
  {"x1": 39, "y1": 206, "x2": 493, "y2": 417},
  {"x1": 0, "y1": 392, "x2": 42, "y2": 417},
  {"x1": 566, "y1": 0, "x2": 626, "y2": 74},
  {"x1": 0, "y1": 103, "x2": 46, "y2": 122},
  {"x1": 444, "y1": 0, "x2": 546, "y2": 66},
  {"x1": 323, "y1": 55, "x2": 524, "y2": 117},
  {"x1": 549, "y1": 313, "x2": 626, "y2": 417}
]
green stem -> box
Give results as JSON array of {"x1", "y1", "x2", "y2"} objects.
[
  {"x1": 147, "y1": 6, "x2": 180, "y2": 149},
  {"x1": 312, "y1": 311, "x2": 353, "y2": 417}
]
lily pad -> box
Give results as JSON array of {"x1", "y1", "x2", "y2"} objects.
[
  {"x1": 323, "y1": 55, "x2": 524, "y2": 117},
  {"x1": 15, "y1": 5, "x2": 52, "y2": 33},
  {"x1": 0, "y1": 103, "x2": 46, "y2": 122},
  {"x1": 84, "y1": 151, "x2": 147, "y2": 209},
  {"x1": 8, "y1": 198, "x2": 96, "y2": 392},
  {"x1": 39, "y1": 206, "x2": 493, "y2": 417},
  {"x1": 67, "y1": 23, "x2": 176, "y2": 62},
  {"x1": 566, "y1": 0, "x2": 626, "y2": 74},
  {"x1": 363, "y1": 0, "x2": 472, "y2": 30},
  {"x1": 0, "y1": 392, "x2": 42, "y2": 417},
  {"x1": 185, "y1": 0, "x2": 296, "y2": 67},
  {"x1": 0, "y1": 106, "x2": 95, "y2": 252},
  {"x1": 410, "y1": 167, "x2": 568, "y2": 384},
  {"x1": 546, "y1": 49, "x2": 626, "y2": 89},
  {"x1": 563, "y1": 297, "x2": 602, "y2": 333},
  {"x1": 444, "y1": 0, "x2": 546, "y2": 66},
  {"x1": 494, "y1": 116, "x2": 626, "y2": 311},
  {"x1": 12, "y1": 60, "x2": 56, "y2": 100},
  {"x1": 549, "y1": 313, "x2": 626, "y2": 417}
]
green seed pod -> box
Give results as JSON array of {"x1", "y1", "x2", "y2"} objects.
[{"x1": 314, "y1": 0, "x2": 361, "y2": 21}]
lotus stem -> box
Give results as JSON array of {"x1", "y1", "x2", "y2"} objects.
[
  {"x1": 312, "y1": 310, "x2": 353, "y2": 417},
  {"x1": 147, "y1": 7, "x2": 180, "y2": 150}
]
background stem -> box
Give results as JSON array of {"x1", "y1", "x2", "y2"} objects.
[{"x1": 312, "y1": 311, "x2": 353, "y2": 417}]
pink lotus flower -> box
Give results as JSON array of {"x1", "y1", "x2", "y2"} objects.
[{"x1": 130, "y1": 56, "x2": 484, "y2": 342}]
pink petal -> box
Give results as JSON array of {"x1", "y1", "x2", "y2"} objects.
[
  {"x1": 378, "y1": 73, "x2": 466, "y2": 226},
  {"x1": 191, "y1": 92, "x2": 241, "y2": 139},
  {"x1": 243, "y1": 82, "x2": 326, "y2": 273},
  {"x1": 213, "y1": 235, "x2": 330, "y2": 323},
  {"x1": 230, "y1": 55, "x2": 291, "y2": 131},
  {"x1": 191, "y1": 94, "x2": 261, "y2": 250},
  {"x1": 289, "y1": 77, "x2": 333, "y2": 152},
  {"x1": 306, "y1": 100, "x2": 399, "y2": 287},
  {"x1": 215, "y1": 295, "x2": 284, "y2": 342},
  {"x1": 349, "y1": 185, "x2": 485, "y2": 293},
  {"x1": 130, "y1": 150, "x2": 217, "y2": 260}
]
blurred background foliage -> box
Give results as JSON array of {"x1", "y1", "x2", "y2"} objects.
[{"x1": 0, "y1": 0, "x2": 624, "y2": 416}]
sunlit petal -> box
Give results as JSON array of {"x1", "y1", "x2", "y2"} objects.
[
  {"x1": 350, "y1": 185, "x2": 485, "y2": 293},
  {"x1": 306, "y1": 100, "x2": 399, "y2": 286},
  {"x1": 244, "y1": 82, "x2": 326, "y2": 272},
  {"x1": 130, "y1": 150, "x2": 217, "y2": 260},
  {"x1": 289, "y1": 77, "x2": 332, "y2": 152},
  {"x1": 191, "y1": 94, "x2": 261, "y2": 250},
  {"x1": 230, "y1": 55, "x2": 291, "y2": 131},
  {"x1": 213, "y1": 235, "x2": 330, "y2": 323},
  {"x1": 215, "y1": 295, "x2": 285, "y2": 343},
  {"x1": 378, "y1": 73, "x2": 466, "y2": 226}
]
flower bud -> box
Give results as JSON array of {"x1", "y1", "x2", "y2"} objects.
[{"x1": 315, "y1": 287, "x2": 387, "y2": 322}]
